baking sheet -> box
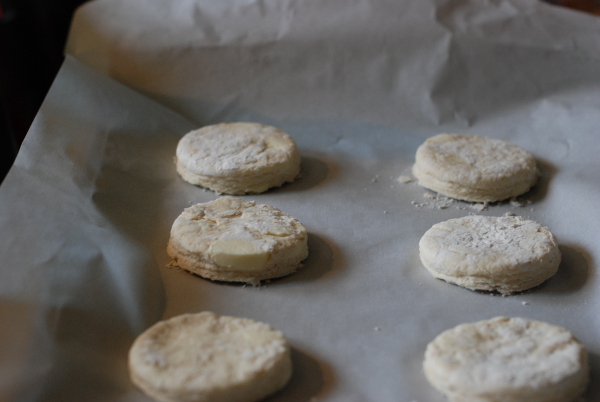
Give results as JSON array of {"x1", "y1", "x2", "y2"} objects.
[{"x1": 1, "y1": 0, "x2": 600, "y2": 400}]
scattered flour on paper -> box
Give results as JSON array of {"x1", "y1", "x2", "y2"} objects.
[{"x1": 397, "y1": 175, "x2": 532, "y2": 212}]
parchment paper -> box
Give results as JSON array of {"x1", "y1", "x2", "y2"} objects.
[{"x1": 1, "y1": 0, "x2": 600, "y2": 400}]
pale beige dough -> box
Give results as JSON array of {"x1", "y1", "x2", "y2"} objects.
[
  {"x1": 419, "y1": 215, "x2": 560, "y2": 295},
  {"x1": 175, "y1": 122, "x2": 301, "y2": 195},
  {"x1": 412, "y1": 134, "x2": 539, "y2": 202},
  {"x1": 168, "y1": 196, "x2": 308, "y2": 284},
  {"x1": 423, "y1": 316, "x2": 589, "y2": 402},
  {"x1": 129, "y1": 312, "x2": 293, "y2": 402}
]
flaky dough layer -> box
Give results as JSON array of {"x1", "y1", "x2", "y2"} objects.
[
  {"x1": 176, "y1": 123, "x2": 301, "y2": 195},
  {"x1": 419, "y1": 215, "x2": 560, "y2": 295},
  {"x1": 129, "y1": 312, "x2": 292, "y2": 402},
  {"x1": 424, "y1": 317, "x2": 589, "y2": 402},
  {"x1": 413, "y1": 134, "x2": 538, "y2": 202},
  {"x1": 168, "y1": 196, "x2": 308, "y2": 284}
]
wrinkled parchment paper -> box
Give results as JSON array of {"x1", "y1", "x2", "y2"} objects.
[{"x1": 1, "y1": 0, "x2": 600, "y2": 400}]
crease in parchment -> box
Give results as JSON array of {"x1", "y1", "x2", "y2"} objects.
[{"x1": 434, "y1": 0, "x2": 600, "y2": 54}]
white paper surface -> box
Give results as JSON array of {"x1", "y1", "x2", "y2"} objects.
[{"x1": 1, "y1": 0, "x2": 600, "y2": 400}]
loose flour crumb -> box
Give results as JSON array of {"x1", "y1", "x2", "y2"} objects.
[
  {"x1": 510, "y1": 197, "x2": 524, "y2": 207},
  {"x1": 470, "y1": 202, "x2": 488, "y2": 212},
  {"x1": 411, "y1": 193, "x2": 457, "y2": 210}
]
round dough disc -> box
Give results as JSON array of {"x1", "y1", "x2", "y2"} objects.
[
  {"x1": 423, "y1": 317, "x2": 589, "y2": 402},
  {"x1": 175, "y1": 123, "x2": 301, "y2": 195},
  {"x1": 412, "y1": 134, "x2": 538, "y2": 202},
  {"x1": 168, "y1": 196, "x2": 308, "y2": 284},
  {"x1": 419, "y1": 215, "x2": 561, "y2": 295},
  {"x1": 129, "y1": 312, "x2": 293, "y2": 402}
]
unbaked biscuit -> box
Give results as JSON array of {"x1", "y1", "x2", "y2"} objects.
[
  {"x1": 129, "y1": 312, "x2": 292, "y2": 402},
  {"x1": 168, "y1": 196, "x2": 308, "y2": 284},
  {"x1": 419, "y1": 215, "x2": 560, "y2": 295},
  {"x1": 412, "y1": 134, "x2": 538, "y2": 202},
  {"x1": 423, "y1": 316, "x2": 589, "y2": 402},
  {"x1": 175, "y1": 122, "x2": 301, "y2": 195}
]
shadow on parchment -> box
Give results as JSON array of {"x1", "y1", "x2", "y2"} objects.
[
  {"x1": 534, "y1": 244, "x2": 591, "y2": 295},
  {"x1": 264, "y1": 347, "x2": 336, "y2": 402},
  {"x1": 274, "y1": 233, "x2": 340, "y2": 285},
  {"x1": 583, "y1": 352, "x2": 600, "y2": 401},
  {"x1": 271, "y1": 155, "x2": 337, "y2": 194},
  {"x1": 525, "y1": 157, "x2": 556, "y2": 204}
]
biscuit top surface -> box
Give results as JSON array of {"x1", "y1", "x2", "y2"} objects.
[
  {"x1": 129, "y1": 312, "x2": 288, "y2": 391},
  {"x1": 171, "y1": 196, "x2": 306, "y2": 256},
  {"x1": 425, "y1": 317, "x2": 586, "y2": 391},
  {"x1": 415, "y1": 134, "x2": 537, "y2": 185},
  {"x1": 176, "y1": 123, "x2": 298, "y2": 176},
  {"x1": 420, "y1": 215, "x2": 557, "y2": 270}
]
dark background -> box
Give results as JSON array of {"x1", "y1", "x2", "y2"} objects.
[
  {"x1": 0, "y1": 0, "x2": 88, "y2": 183},
  {"x1": 0, "y1": 0, "x2": 598, "y2": 185}
]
